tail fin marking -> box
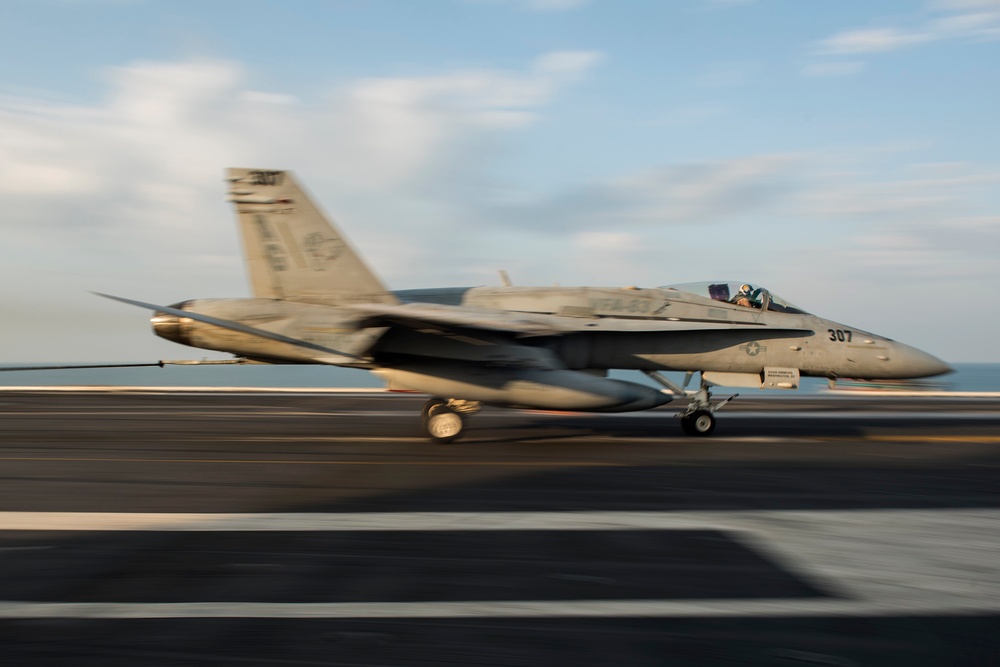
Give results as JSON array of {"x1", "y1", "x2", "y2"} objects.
[{"x1": 227, "y1": 168, "x2": 398, "y2": 306}]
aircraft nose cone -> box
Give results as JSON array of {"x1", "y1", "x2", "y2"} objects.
[{"x1": 891, "y1": 343, "x2": 952, "y2": 378}]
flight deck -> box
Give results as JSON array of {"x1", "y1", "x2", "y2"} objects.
[{"x1": 1, "y1": 390, "x2": 998, "y2": 665}]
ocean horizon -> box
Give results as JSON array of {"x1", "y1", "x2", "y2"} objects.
[{"x1": 1, "y1": 362, "x2": 997, "y2": 394}]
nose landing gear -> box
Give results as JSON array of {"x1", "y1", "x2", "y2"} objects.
[{"x1": 643, "y1": 371, "x2": 738, "y2": 437}]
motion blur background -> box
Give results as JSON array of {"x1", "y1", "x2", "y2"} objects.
[{"x1": 2, "y1": 0, "x2": 998, "y2": 366}]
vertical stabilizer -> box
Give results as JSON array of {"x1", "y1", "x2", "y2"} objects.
[{"x1": 226, "y1": 168, "x2": 397, "y2": 305}]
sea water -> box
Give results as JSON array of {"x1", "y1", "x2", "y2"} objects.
[{"x1": 0, "y1": 362, "x2": 997, "y2": 394}]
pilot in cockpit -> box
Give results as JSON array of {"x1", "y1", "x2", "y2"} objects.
[{"x1": 731, "y1": 284, "x2": 761, "y2": 308}]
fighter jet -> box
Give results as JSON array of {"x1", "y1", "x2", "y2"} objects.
[{"x1": 99, "y1": 168, "x2": 951, "y2": 442}]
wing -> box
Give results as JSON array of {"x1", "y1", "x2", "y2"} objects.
[{"x1": 346, "y1": 302, "x2": 812, "y2": 336}]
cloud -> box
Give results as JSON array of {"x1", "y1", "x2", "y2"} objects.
[
  {"x1": 819, "y1": 27, "x2": 934, "y2": 55},
  {"x1": 335, "y1": 50, "x2": 603, "y2": 191},
  {"x1": 451, "y1": 150, "x2": 1000, "y2": 314},
  {"x1": 478, "y1": 154, "x2": 802, "y2": 233},
  {"x1": 2, "y1": 52, "x2": 998, "y2": 361},
  {"x1": 240, "y1": 91, "x2": 298, "y2": 105},
  {"x1": 815, "y1": 1, "x2": 1000, "y2": 57},
  {"x1": 0, "y1": 52, "x2": 606, "y2": 328},
  {"x1": 792, "y1": 160, "x2": 1000, "y2": 225},
  {"x1": 0, "y1": 51, "x2": 602, "y2": 201}
]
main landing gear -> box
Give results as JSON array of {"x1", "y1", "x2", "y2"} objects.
[
  {"x1": 421, "y1": 398, "x2": 481, "y2": 444},
  {"x1": 421, "y1": 372, "x2": 735, "y2": 442},
  {"x1": 643, "y1": 371, "x2": 738, "y2": 437}
]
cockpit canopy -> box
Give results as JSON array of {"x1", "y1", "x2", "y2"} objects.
[{"x1": 661, "y1": 281, "x2": 809, "y2": 315}]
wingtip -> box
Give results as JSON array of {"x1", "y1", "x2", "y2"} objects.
[{"x1": 92, "y1": 291, "x2": 127, "y2": 304}]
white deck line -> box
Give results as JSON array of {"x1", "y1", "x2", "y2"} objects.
[
  {"x1": 1, "y1": 598, "x2": 998, "y2": 619},
  {"x1": 1, "y1": 509, "x2": 998, "y2": 619},
  {"x1": 0, "y1": 508, "x2": 995, "y2": 531}
]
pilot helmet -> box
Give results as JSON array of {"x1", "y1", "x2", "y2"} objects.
[{"x1": 740, "y1": 284, "x2": 752, "y2": 293}]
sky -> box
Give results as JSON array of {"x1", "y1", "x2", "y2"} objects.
[{"x1": 1, "y1": 0, "x2": 998, "y2": 363}]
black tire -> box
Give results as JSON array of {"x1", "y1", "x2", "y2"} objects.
[
  {"x1": 421, "y1": 398, "x2": 447, "y2": 427},
  {"x1": 681, "y1": 410, "x2": 716, "y2": 437},
  {"x1": 426, "y1": 406, "x2": 464, "y2": 444}
]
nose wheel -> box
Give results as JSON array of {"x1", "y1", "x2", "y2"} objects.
[
  {"x1": 680, "y1": 409, "x2": 716, "y2": 436},
  {"x1": 677, "y1": 379, "x2": 736, "y2": 437}
]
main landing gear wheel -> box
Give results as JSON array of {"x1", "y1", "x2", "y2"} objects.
[
  {"x1": 421, "y1": 397, "x2": 447, "y2": 426},
  {"x1": 425, "y1": 406, "x2": 464, "y2": 444},
  {"x1": 421, "y1": 397, "x2": 481, "y2": 444},
  {"x1": 680, "y1": 409, "x2": 716, "y2": 437}
]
